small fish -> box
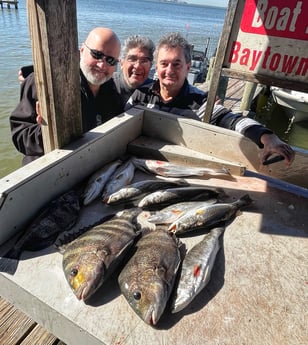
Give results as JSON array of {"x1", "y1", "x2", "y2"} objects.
[
  {"x1": 168, "y1": 194, "x2": 252, "y2": 234},
  {"x1": 104, "y1": 179, "x2": 187, "y2": 205},
  {"x1": 82, "y1": 159, "x2": 122, "y2": 205},
  {"x1": 132, "y1": 157, "x2": 230, "y2": 178},
  {"x1": 147, "y1": 199, "x2": 218, "y2": 224},
  {"x1": 138, "y1": 186, "x2": 222, "y2": 209},
  {"x1": 62, "y1": 208, "x2": 142, "y2": 301},
  {"x1": 118, "y1": 228, "x2": 182, "y2": 326},
  {"x1": 171, "y1": 227, "x2": 224, "y2": 313},
  {"x1": 101, "y1": 158, "x2": 136, "y2": 200},
  {"x1": 0, "y1": 190, "x2": 80, "y2": 274}
]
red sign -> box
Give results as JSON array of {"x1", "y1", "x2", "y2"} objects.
[{"x1": 240, "y1": 0, "x2": 308, "y2": 41}]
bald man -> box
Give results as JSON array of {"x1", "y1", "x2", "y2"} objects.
[{"x1": 10, "y1": 28, "x2": 124, "y2": 165}]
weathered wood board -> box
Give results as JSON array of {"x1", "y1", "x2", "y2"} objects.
[{"x1": 0, "y1": 108, "x2": 307, "y2": 345}]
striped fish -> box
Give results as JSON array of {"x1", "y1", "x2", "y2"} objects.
[{"x1": 62, "y1": 208, "x2": 142, "y2": 301}]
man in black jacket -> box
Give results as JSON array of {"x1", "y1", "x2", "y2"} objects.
[
  {"x1": 10, "y1": 27, "x2": 123, "y2": 165},
  {"x1": 126, "y1": 32, "x2": 295, "y2": 166}
]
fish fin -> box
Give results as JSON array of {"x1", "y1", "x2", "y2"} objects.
[{"x1": 240, "y1": 194, "x2": 253, "y2": 205}]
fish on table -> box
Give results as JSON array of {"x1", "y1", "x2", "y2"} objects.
[
  {"x1": 138, "y1": 186, "x2": 223, "y2": 209},
  {"x1": 118, "y1": 228, "x2": 182, "y2": 326},
  {"x1": 171, "y1": 227, "x2": 225, "y2": 313},
  {"x1": 147, "y1": 199, "x2": 218, "y2": 224},
  {"x1": 103, "y1": 178, "x2": 188, "y2": 205},
  {"x1": 131, "y1": 157, "x2": 231, "y2": 178},
  {"x1": 62, "y1": 208, "x2": 144, "y2": 301},
  {"x1": 82, "y1": 159, "x2": 122, "y2": 205},
  {"x1": 101, "y1": 158, "x2": 136, "y2": 200},
  {"x1": 168, "y1": 194, "x2": 253, "y2": 234},
  {"x1": 0, "y1": 190, "x2": 81, "y2": 275}
]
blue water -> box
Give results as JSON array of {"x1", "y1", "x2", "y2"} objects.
[{"x1": 0, "y1": 0, "x2": 226, "y2": 178}]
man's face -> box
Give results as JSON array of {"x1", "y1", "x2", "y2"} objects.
[
  {"x1": 156, "y1": 46, "x2": 190, "y2": 93},
  {"x1": 80, "y1": 39, "x2": 119, "y2": 86},
  {"x1": 121, "y1": 47, "x2": 152, "y2": 89}
]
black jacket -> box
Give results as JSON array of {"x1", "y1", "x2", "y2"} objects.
[{"x1": 10, "y1": 72, "x2": 124, "y2": 165}]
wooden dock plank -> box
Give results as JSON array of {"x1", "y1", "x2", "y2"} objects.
[
  {"x1": 19, "y1": 324, "x2": 59, "y2": 345},
  {"x1": 0, "y1": 297, "x2": 62, "y2": 345}
]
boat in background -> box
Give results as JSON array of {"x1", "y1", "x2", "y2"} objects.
[
  {"x1": 187, "y1": 49, "x2": 209, "y2": 84},
  {"x1": 271, "y1": 87, "x2": 308, "y2": 122}
]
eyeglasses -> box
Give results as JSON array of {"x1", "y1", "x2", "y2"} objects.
[
  {"x1": 84, "y1": 43, "x2": 118, "y2": 67},
  {"x1": 126, "y1": 55, "x2": 152, "y2": 65}
]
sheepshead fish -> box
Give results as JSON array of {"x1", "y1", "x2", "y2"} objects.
[
  {"x1": 101, "y1": 158, "x2": 136, "y2": 200},
  {"x1": 62, "y1": 208, "x2": 142, "y2": 301},
  {"x1": 82, "y1": 159, "x2": 122, "y2": 205},
  {"x1": 168, "y1": 194, "x2": 252, "y2": 234},
  {"x1": 138, "y1": 186, "x2": 222, "y2": 209},
  {"x1": 104, "y1": 179, "x2": 188, "y2": 205},
  {"x1": 0, "y1": 190, "x2": 80, "y2": 274},
  {"x1": 147, "y1": 199, "x2": 218, "y2": 224},
  {"x1": 118, "y1": 228, "x2": 182, "y2": 326},
  {"x1": 132, "y1": 157, "x2": 230, "y2": 178},
  {"x1": 171, "y1": 227, "x2": 224, "y2": 313}
]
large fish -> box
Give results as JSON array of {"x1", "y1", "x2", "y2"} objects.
[
  {"x1": 82, "y1": 159, "x2": 122, "y2": 205},
  {"x1": 101, "y1": 158, "x2": 136, "y2": 200},
  {"x1": 62, "y1": 208, "x2": 143, "y2": 301},
  {"x1": 168, "y1": 194, "x2": 252, "y2": 234},
  {"x1": 138, "y1": 186, "x2": 222, "y2": 209},
  {"x1": 118, "y1": 228, "x2": 182, "y2": 326},
  {"x1": 103, "y1": 179, "x2": 188, "y2": 205},
  {"x1": 132, "y1": 157, "x2": 230, "y2": 178},
  {"x1": 147, "y1": 199, "x2": 218, "y2": 224},
  {"x1": 171, "y1": 227, "x2": 224, "y2": 313},
  {"x1": 0, "y1": 190, "x2": 80, "y2": 274}
]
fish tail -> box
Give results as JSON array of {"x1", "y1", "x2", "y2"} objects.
[
  {"x1": 0, "y1": 248, "x2": 20, "y2": 274},
  {"x1": 240, "y1": 194, "x2": 253, "y2": 206}
]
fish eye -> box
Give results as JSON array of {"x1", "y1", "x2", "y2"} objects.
[
  {"x1": 133, "y1": 291, "x2": 141, "y2": 300},
  {"x1": 70, "y1": 268, "x2": 78, "y2": 277}
]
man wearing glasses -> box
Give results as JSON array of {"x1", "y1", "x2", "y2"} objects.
[
  {"x1": 10, "y1": 27, "x2": 123, "y2": 165},
  {"x1": 113, "y1": 35, "x2": 155, "y2": 106}
]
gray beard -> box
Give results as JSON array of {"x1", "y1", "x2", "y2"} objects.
[{"x1": 80, "y1": 61, "x2": 111, "y2": 86}]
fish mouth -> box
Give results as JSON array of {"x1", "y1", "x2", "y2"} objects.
[
  {"x1": 75, "y1": 282, "x2": 91, "y2": 301},
  {"x1": 144, "y1": 306, "x2": 159, "y2": 326}
]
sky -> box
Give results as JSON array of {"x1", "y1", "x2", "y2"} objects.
[{"x1": 188, "y1": 0, "x2": 228, "y2": 7}]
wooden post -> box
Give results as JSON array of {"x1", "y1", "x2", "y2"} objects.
[
  {"x1": 203, "y1": 0, "x2": 239, "y2": 123},
  {"x1": 240, "y1": 82, "x2": 257, "y2": 111},
  {"x1": 26, "y1": 0, "x2": 82, "y2": 153}
]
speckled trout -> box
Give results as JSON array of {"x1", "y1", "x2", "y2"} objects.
[
  {"x1": 171, "y1": 227, "x2": 224, "y2": 313},
  {"x1": 168, "y1": 194, "x2": 253, "y2": 234},
  {"x1": 132, "y1": 157, "x2": 230, "y2": 178},
  {"x1": 104, "y1": 179, "x2": 188, "y2": 205}
]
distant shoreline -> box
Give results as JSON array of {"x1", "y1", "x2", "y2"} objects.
[{"x1": 142, "y1": 0, "x2": 227, "y2": 9}]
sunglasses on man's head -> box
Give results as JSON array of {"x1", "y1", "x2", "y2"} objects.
[{"x1": 84, "y1": 43, "x2": 118, "y2": 67}]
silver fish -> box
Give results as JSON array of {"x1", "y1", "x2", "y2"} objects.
[
  {"x1": 168, "y1": 194, "x2": 252, "y2": 234},
  {"x1": 104, "y1": 179, "x2": 187, "y2": 205},
  {"x1": 62, "y1": 208, "x2": 142, "y2": 301},
  {"x1": 82, "y1": 159, "x2": 122, "y2": 205},
  {"x1": 138, "y1": 186, "x2": 222, "y2": 209},
  {"x1": 147, "y1": 199, "x2": 218, "y2": 224},
  {"x1": 171, "y1": 227, "x2": 224, "y2": 313},
  {"x1": 118, "y1": 228, "x2": 182, "y2": 326},
  {"x1": 132, "y1": 157, "x2": 230, "y2": 178},
  {"x1": 0, "y1": 190, "x2": 80, "y2": 274},
  {"x1": 101, "y1": 158, "x2": 136, "y2": 200}
]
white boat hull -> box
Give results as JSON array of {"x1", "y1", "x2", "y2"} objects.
[{"x1": 271, "y1": 87, "x2": 308, "y2": 122}]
